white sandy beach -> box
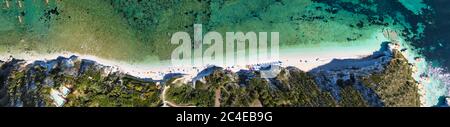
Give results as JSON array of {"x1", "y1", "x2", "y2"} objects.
[
  {"x1": 0, "y1": 32, "x2": 388, "y2": 80},
  {"x1": 0, "y1": 29, "x2": 390, "y2": 81}
]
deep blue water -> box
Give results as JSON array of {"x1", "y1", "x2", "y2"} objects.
[
  {"x1": 418, "y1": 0, "x2": 450, "y2": 106},
  {"x1": 418, "y1": 0, "x2": 450, "y2": 71}
]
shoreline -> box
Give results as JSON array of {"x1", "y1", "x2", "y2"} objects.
[
  {"x1": 0, "y1": 30, "x2": 389, "y2": 80},
  {"x1": 0, "y1": 29, "x2": 439, "y2": 107}
]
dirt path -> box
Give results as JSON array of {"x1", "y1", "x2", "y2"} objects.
[{"x1": 214, "y1": 88, "x2": 221, "y2": 107}]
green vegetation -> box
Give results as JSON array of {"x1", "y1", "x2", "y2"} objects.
[
  {"x1": 166, "y1": 67, "x2": 338, "y2": 107},
  {"x1": 165, "y1": 50, "x2": 420, "y2": 107},
  {"x1": 361, "y1": 50, "x2": 420, "y2": 107},
  {"x1": 245, "y1": 68, "x2": 337, "y2": 107},
  {"x1": 0, "y1": 59, "x2": 161, "y2": 107},
  {"x1": 0, "y1": 61, "x2": 53, "y2": 107},
  {"x1": 65, "y1": 70, "x2": 161, "y2": 107},
  {"x1": 338, "y1": 84, "x2": 369, "y2": 107},
  {"x1": 165, "y1": 84, "x2": 215, "y2": 107},
  {"x1": 165, "y1": 68, "x2": 227, "y2": 107},
  {"x1": 0, "y1": 49, "x2": 421, "y2": 107}
]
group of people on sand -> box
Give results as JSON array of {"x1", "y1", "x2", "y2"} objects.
[{"x1": 134, "y1": 56, "x2": 335, "y2": 80}]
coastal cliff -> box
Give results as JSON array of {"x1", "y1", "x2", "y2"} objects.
[
  {"x1": 0, "y1": 44, "x2": 420, "y2": 107},
  {"x1": 0, "y1": 56, "x2": 161, "y2": 107}
]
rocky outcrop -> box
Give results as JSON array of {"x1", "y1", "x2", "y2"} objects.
[{"x1": 0, "y1": 56, "x2": 161, "y2": 107}]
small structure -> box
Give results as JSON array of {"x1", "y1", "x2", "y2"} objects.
[
  {"x1": 250, "y1": 61, "x2": 282, "y2": 71},
  {"x1": 49, "y1": 85, "x2": 72, "y2": 107},
  {"x1": 50, "y1": 89, "x2": 66, "y2": 107},
  {"x1": 59, "y1": 86, "x2": 70, "y2": 98}
]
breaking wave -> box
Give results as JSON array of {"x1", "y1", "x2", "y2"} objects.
[{"x1": 424, "y1": 64, "x2": 450, "y2": 106}]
